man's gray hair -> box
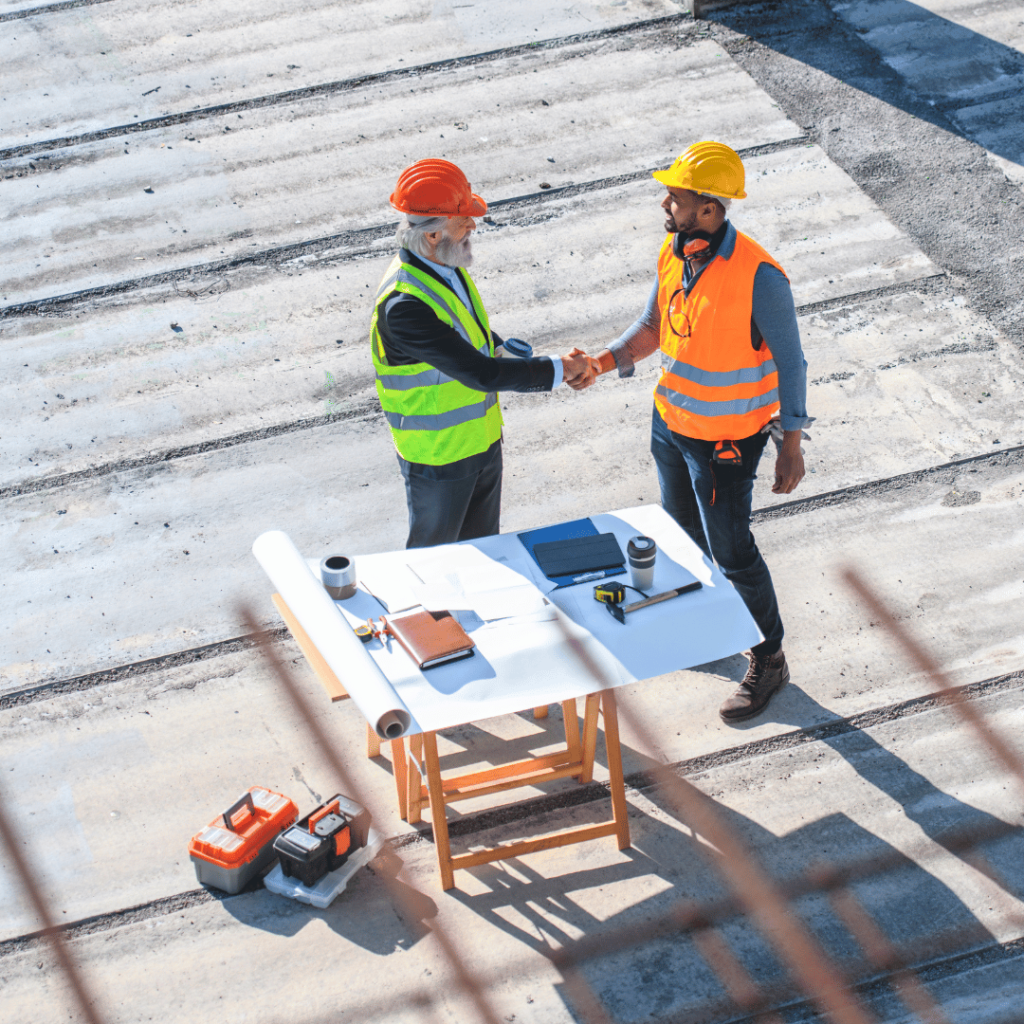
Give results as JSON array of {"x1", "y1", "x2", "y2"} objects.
[{"x1": 396, "y1": 215, "x2": 448, "y2": 259}]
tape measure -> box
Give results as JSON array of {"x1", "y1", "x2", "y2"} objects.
[
  {"x1": 593, "y1": 581, "x2": 625, "y2": 606},
  {"x1": 353, "y1": 623, "x2": 374, "y2": 644},
  {"x1": 713, "y1": 440, "x2": 742, "y2": 465}
]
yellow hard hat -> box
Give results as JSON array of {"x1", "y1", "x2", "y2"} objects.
[{"x1": 653, "y1": 141, "x2": 747, "y2": 200}]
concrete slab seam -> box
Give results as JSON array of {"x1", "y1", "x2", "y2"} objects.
[
  {"x1": 0, "y1": 888, "x2": 222, "y2": 959},
  {"x1": 0, "y1": 140, "x2": 808, "y2": 321},
  {"x1": 718, "y1": 936, "x2": 1024, "y2": 1024},
  {"x1": 0, "y1": 13, "x2": 694, "y2": 162},
  {"x1": 0, "y1": 626, "x2": 289, "y2": 711},
  {"x1": 0, "y1": 0, "x2": 116, "y2": 24},
  {"x1": 809, "y1": 335, "x2": 998, "y2": 386},
  {"x1": 0, "y1": 401, "x2": 380, "y2": 501},
  {"x1": 751, "y1": 443, "x2": 1024, "y2": 523}
]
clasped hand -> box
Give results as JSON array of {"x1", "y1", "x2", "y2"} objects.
[{"x1": 562, "y1": 347, "x2": 601, "y2": 390}]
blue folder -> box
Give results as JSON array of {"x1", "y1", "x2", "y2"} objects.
[{"x1": 517, "y1": 517, "x2": 626, "y2": 588}]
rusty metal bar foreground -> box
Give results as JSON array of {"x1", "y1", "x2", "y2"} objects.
[
  {"x1": 3, "y1": 579, "x2": 1021, "y2": 1024},
  {"x1": 0, "y1": 786, "x2": 107, "y2": 1024}
]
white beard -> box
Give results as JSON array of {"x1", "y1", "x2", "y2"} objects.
[{"x1": 434, "y1": 234, "x2": 474, "y2": 268}]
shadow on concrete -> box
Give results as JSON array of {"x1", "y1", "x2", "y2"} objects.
[
  {"x1": 217, "y1": 847, "x2": 438, "y2": 955},
  {"x1": 730, "y1": 684, "x2": 1023, "y2": 904},
  {"x1": 450, "y1": 791, "x2": 998, "y2": 1020},
  {"x1": 446, "y1": 685, "x2": 1020, "y2": 1020},
  {"x1": 711, "y1": 0, "x2": 1024, "y2": 166}
]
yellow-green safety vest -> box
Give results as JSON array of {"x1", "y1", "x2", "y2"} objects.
[{"x1": 370, "y1": 252, "x2": 503, "y2": 465}]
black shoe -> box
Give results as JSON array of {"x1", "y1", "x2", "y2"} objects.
[{"x1": 719, "y1": 650, "x2": 790, "y2": 723}]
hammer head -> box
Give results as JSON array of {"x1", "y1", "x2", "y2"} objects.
[{"x1": 605, "y1": 601, "x2": 625, "y2": 624}]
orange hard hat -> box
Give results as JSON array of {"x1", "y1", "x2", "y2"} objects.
[
  {"x1": 390, "y1": 159, "x2": 487, "y2": 217},
  {"x1": 653, "y1": 141, "x2": 747, "y2": 200}
]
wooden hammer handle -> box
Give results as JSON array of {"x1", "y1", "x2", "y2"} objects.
[{"x1": 623, "y1": 580, "x2": 702, "y2": 614}]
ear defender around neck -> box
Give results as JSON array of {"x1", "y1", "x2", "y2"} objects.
[{"x1": 673, "y1": 233, "x2": 712, "y2": 267}]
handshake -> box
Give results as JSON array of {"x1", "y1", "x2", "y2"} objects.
[{"x1": 560, "y1": 347, "x2": 612, "y2": 391}]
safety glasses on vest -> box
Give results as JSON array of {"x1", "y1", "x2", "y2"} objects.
[
  {"x1": 667, "y1": 238, "x2": 713, "y2": 338},
  {"x1": 666, "y1": 288, "x2": 692, "y2": 339}
]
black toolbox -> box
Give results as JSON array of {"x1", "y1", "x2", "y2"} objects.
[{"x1": 273, "y1": 794, "x2": 371, "y2": 888}]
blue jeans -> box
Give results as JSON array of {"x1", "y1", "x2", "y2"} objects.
[
  {"x1": 650, "y1": 407, "x2": 783, "y2": 656},
  {"x1": 399, "y1": 439, "x2": 503, "y2": 549}
]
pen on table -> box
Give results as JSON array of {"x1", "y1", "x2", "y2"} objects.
[{"x1": 570, "y1": 570, "x2": 614, "y2": 584}]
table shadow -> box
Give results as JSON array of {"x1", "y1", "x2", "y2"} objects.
[{"x1": 444, "y1": 685, "x2": 1020, "y2": 1022}]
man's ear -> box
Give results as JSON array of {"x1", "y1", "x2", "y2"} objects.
[{"x1": 699, "y1": 198, "x2": 719, "y2": 221}]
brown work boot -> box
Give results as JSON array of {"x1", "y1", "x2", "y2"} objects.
[{"x1": 719, "y1": 650, "x2": 790, "y2": 722}]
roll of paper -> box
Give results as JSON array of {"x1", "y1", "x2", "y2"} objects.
[{"x1": 252, "y1": 530, "x2": 414, "y2": 739}]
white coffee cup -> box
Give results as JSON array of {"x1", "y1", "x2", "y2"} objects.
[{"x1": 627, "y1": 536, "x2": 656, "y2": 593}]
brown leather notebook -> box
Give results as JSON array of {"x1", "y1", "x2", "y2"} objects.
[{"x1": 385, "y1": 609, "x2": 476, "y2": 670}]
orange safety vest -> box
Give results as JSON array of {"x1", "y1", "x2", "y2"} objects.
[{"x1": 653, "y1": 229, "x2": 786, "y2": 441}]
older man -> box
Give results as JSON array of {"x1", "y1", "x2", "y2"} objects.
[
  {"x1": 580, "y1": 142, "x2": 811, "y2": 723},
  {"x1": 371, "y1": 158, "x2": 591, "y2": 548}
]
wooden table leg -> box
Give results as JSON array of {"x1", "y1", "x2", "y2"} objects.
[
  {"x1": 390, "y1": 737, "x2": 408, "y2": 821},
  {"x1": 600, "y1": 689, "x2": 631, "y2": 850},
  {"x1": 366, "y1": 723, "x2": 382, "y2": 759},
  {"x1": 407, "y1": 733, "x2": 424, "y2": 825},
  {"x1": 422, "y1": 730, "x2": 456, "y2": 891},
  {"x1": 562, "y1": 698, "x2": 581, "y2": 765},
  {"x1": 578, "y1": 693, "x2": 601, "y2": 785},
  {"x1": 533, "y1": 705, "x2": 549, "y2": 719}
]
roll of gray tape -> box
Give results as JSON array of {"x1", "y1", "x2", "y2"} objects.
[{"x1": 320, "y1": 555, "x2": 357, "y2": 600}]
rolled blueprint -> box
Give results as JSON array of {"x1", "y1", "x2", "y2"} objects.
[{"x1": 252, "y1": 530, "x2": 413, "y2": 739}]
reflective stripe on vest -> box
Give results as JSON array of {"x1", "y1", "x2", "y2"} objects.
[
  {"x1": 376, "y1": 366, "x2": 452, "y2": 391},
  {"x1": 655, "y1": 382, "x2": 780, "y2": 419},
  {"x1": 660, "y1": 353, "x2": 778, "y2": 388},
  {"x1": 653, "y1": 230, "x2": 786, "y2": 442},
  {"x1": 384, "y1": 391, "x2": 499, "y2": 431},
  {"x1": 370, "y1": 252, "x2": 503, "y2": 465}
]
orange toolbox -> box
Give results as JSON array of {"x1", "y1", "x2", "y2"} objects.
[{"x1": 188, "y1": 787, "x2": 298, "y2": 894}]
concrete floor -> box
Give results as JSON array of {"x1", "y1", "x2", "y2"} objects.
[{"x1": 2, "y1": 1, "x2": 1023, "y2": 1022}]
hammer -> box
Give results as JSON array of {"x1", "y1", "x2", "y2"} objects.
[{"x1": 605, "y1": 581, "x2": 703, "y2": 623}]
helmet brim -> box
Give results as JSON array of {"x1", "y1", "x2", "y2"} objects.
[
  {"x1": 389, "y1": 191, "x2": 488, "y2": 217},
  {"x1": 651, "y1": 168, "x2": 746, "y2": 200}
]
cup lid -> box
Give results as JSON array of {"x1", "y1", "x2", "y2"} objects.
[{"x1": 628, "y1": 535, "x2": 656, "y2": 552}]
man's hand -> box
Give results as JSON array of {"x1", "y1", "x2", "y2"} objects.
[
  {"x1": 772, "y1": 431, "x2": 805, "y2": 494},
  {"x1": 562, "y1": 348, "x2": 597, "y2": 390}
]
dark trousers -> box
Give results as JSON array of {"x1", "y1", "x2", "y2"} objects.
[
  {"x1": 399, "y1": 439, "x2": 503, "y2": 549},
  {"x1": 650, "y1": 407, "x2": 784, "y2": 656}
]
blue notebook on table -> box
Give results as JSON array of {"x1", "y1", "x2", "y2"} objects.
[{"x1": 518, "y1": 518, "x2": 626, "y2": 588}]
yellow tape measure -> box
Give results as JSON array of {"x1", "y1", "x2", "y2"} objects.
[{"x1": 593, "y1": 581, "x2": 625, "y2": 605}]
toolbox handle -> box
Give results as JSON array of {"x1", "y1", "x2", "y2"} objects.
[
  {"x1": 222, "y1": 792, "x2": 257, "y2": 832},
  {"x1": 308, "y1": 799, "x2": 341, "y2": 833}
]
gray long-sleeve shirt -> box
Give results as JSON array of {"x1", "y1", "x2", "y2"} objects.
[{"x1": 608, "y1": 222, "x2": 810, "y2": 433}]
